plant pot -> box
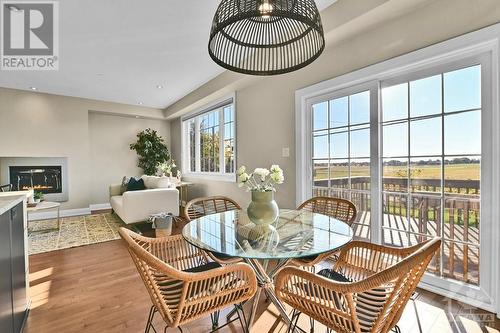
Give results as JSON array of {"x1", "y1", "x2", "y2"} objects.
[
  {"x1": 247, "y1": 191, "x2": 279, "y2": 225},
  {"x1": 34, "y1": 199, "x2": 41, "y2": 204}
]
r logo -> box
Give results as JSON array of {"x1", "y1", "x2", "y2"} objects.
[{"x1": 1, "y1": 1, "x2": 59, "y2": 70}]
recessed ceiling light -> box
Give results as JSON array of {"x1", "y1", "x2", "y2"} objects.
[
  {"x1": 156, "y1": 85, "x2": 164, "y2": 89},
  {"x1": 29, "y1": 87, "x2": 37, "y2": 91},
  {"x1": 135, "y1": 116, "x2": 140, "y2": 119},
  {"x1": 138, "y1": 102, "x2": 143, "y2": 105}
]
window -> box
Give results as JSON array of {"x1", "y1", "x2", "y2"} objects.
[
  {"x1": 381, "y1": 65, "x2": 481, "y2": 285},
  {"x1": 312, "y1": 90, "x2": 372, "y2": 240},
  {"x1": 297, "y1": 36, "x2": 496, "y2": 308},
  {"x1": 182, "y1": 98, "x2": 235, "y2": 180}
]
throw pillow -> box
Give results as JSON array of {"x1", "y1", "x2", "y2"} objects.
[
  {"x1": 156, "y1": 176, "x2": 172, "y2": 188},
  {"x1": 126, "y1": 177, "x2": 146, "y2": 192},
  {"x1": 120, "y1": 176, "x2": 130, "y2": 194}
]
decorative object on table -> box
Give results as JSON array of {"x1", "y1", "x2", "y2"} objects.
[
  {"x1": 157, "y1": 158, "x2": 176, "y2": 177},
  {"x1": 237, "y1": 223, "x2": 279, "y2": 252},
  {"x1": 130, "y1": 128, "x2": 170, "y2": 175},
  {"x1": 176, "y1": 170, "x2": 182, "y2": 182},
  {"x1": 236, "y1": 165, "x2": 284, "y2": 225},
  {"x1": 33, "y1": 191, "x2": 44, "y2": 203},
  {"x1": 149, "y1": 212, "x2": 173, "y2": 237},
  {"x1": 208, "y1": 0, "x2": 325, "y2": 76}
]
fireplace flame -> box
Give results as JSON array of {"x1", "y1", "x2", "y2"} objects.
[{"x1": 22, "y1": 185, "x2": 53, "y2": 190}]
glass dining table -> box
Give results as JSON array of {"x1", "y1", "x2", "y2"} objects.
[{"x1": 182, "y1": 209, "x2": 354, "y2": 329}]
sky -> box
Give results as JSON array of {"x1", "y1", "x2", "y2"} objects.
[{"x1": 313, "y1": 65, "x2": 481, "y2": 162}]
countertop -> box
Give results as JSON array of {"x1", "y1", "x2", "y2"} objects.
[{"x1": 0, "y1": 191, "x2": 32, "y2": 215}]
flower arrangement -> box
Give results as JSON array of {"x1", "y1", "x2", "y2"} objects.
[
  {"x1": 158, "y1": 159, "x2": 176, "y2": 177},
  {"x1": 236, "y1": 165, "x2": 284, "y2": 192}
]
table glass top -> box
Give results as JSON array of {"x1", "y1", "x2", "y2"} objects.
[{"x1": 182, "y1": 209, "x2": 354, "y2": 260}]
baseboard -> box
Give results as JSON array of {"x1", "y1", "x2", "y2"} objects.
[
  {"x1": 28, "y1": 203, "x2": 113, "y2": 221},
  {"x1": 28, "y1": 207, "x2": 91, "y2": 221},
  {"x1": 89, "y1": 203, "x2": 112, "y2": 211}
]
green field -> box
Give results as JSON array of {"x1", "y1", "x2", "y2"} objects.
[{"x1": 314, "y1": 163, "x2": 480, "y2": 181}]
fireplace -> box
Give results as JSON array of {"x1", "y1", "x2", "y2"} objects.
[{"x1": 9, "y1": 166, "x2": 63, "y2": 194}]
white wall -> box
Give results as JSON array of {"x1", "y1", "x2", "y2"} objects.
[
  {"x1": 0, "y1": 88, "x2": 168, "y2": 209},
  {"x1": 166, "y1": 0, "x2": 500, "y2": 209},
  {"x1": 88, "y1": 113, "x2": 170, "y2": 205}
]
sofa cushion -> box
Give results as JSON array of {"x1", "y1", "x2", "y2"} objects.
[
  {"x1": 141, "y1": 175, "x2": 173, "y2": 189},
  {"x1": 126, "y1": 177, "x2": 146, "y2": 191}
]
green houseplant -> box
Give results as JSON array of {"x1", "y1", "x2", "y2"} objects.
[
  {"x1": 33, "y1": 191, "x2": 44, "y2": 203},
  {"x1": 130, "y1": 128, "x2": 170, "y2": 175}
]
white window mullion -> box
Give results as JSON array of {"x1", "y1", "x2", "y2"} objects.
[
  {"x1": 370, "y1": 83, "x2": 382, "y2": 244},
  {"x1": 219, "y1": 107, "x2": 225, "y2": 174},
  {"x1": 195, "y1": 117, "x2": 201, "y2": 173}
]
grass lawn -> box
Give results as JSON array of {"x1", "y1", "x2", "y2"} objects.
[{"x1": 314, "y1": 163, "x2": 480, "y2": 180}]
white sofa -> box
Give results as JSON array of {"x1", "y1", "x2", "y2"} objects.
[{"x1": 109, "y1": 183, "x2": 179, "y2": 225}]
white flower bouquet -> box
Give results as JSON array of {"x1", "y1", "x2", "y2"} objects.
[{"x1": 236, "y1": 165, "x2": 284, "y2": 192}]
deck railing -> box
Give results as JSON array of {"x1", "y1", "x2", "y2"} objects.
[{"x1": 312, "y1": 177, "x2": 480, "y2": 285}]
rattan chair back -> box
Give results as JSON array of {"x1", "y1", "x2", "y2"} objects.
[
  {"x1": 298, "y1": 196, "x2": 357, "y2": 225},
  {"x1": 276, "y1": 238, "x2": 441, "y2": 333},
  {"x1": 184, "y1": 196, "x2": 241, "y2": 221},
  {"x1": 119, "y1": 228, "x2": 257, "y2": 328}
]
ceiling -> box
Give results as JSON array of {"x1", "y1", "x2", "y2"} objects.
[{"x1": 0, "y1": 0, "x2": 337, "y2": 109}]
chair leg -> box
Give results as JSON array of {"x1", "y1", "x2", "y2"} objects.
[
  {"x1": 287, "y1": 309, "x2": 301, "y2": 333},
  {"x1": 309, "y1": 317, "x2": 315, "y2": 333},
  {"x1": 145, "y1": 306, "x2": 157, "y2": 333},
  {"x1": 235, "y1": 303, "x2": 250, "y2": 333},
  {"x1": 391, "y1": 325, "x2": 402, "y2": 333},
  {"x1": 210, "y1": 310, "x2": 220, "y2": 329}
]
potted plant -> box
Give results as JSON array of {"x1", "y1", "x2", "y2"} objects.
[
  {"x1": 130, "y1": 128, "x2": 170, "y2": 175},
  {"x1": 236, "y1": 165, "x2": 284, "y2": 225},
  {"x1": 33, "y1": 191, "x2": 44, "y2": 204}
]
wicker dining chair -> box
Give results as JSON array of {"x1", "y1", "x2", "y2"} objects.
[
  {"x1": 184, "y1": 196, "x2": 242, "y2": 264},
  {"x1": 119, "y1": 228, "x2": 257, "y2": 333},
  {"x1": 289, "y1": 197, "x2": 357, "y2": 268},
  {"x1": 275, "y1": 238, "x2": 441, "y2": 333}
]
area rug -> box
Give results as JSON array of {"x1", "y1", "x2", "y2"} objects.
[{"x1": 28, "y1": 213, "x2": 126, "y2": 255}]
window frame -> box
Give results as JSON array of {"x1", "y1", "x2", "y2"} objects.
[
  {"x1": 295, "y1": 25, "x2": 500, "y2": 314},
  {"x1": 181, "y1": 93, "x2": 236, "y2": 182}
]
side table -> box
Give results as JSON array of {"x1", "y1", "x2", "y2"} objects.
[{"x1": 27, "y1": 201, "x2": 61, "y2": 231}]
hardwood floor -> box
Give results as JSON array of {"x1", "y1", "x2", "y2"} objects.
[{"x1": 25, "y1": 239, "x2": 499, "y2": 333}]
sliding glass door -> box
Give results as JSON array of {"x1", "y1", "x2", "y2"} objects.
[
  {"x1": 312, "y1": 89, "x2": 373, "y2": 240},
  {"x1": 381, "y1": 64, "x2": 481, "y2": 285},
  {"x1": 306, "y1": 56, "x2": 489, "y2": 292}
]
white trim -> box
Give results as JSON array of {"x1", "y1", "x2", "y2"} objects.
[
  {"x1": 420, "y1": 273, "x2": 495, "y2": 313},
  {"x1": 296, "y1": 23, "x2": 500, "y2": 314},
  {"x1": 89, "y1": 203, "x2": 112, "y2": 211},
  {"x1": 28, "y1": 203, "x2": 113, "y2": 221},
  {"x1": 181, "y1": 92, "x2": 236, "y2": 121},
  {"x1": 181, "y1": 92, "x2": 237, "y2": 182},
  {"x1": 183, "y1": 172, "x2": 236, "y2": 182},
  {"x1": 28, "y1": 207, "x2": 90, "y2": 221}
]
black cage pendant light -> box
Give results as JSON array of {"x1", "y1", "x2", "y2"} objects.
[{"x1": 208, "y1": 0, "x2": 325, "y2": 76}]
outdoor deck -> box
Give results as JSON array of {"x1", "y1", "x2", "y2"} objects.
[{"x1": 351, "y1": 211, "x2": 480, "y2": 285}]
